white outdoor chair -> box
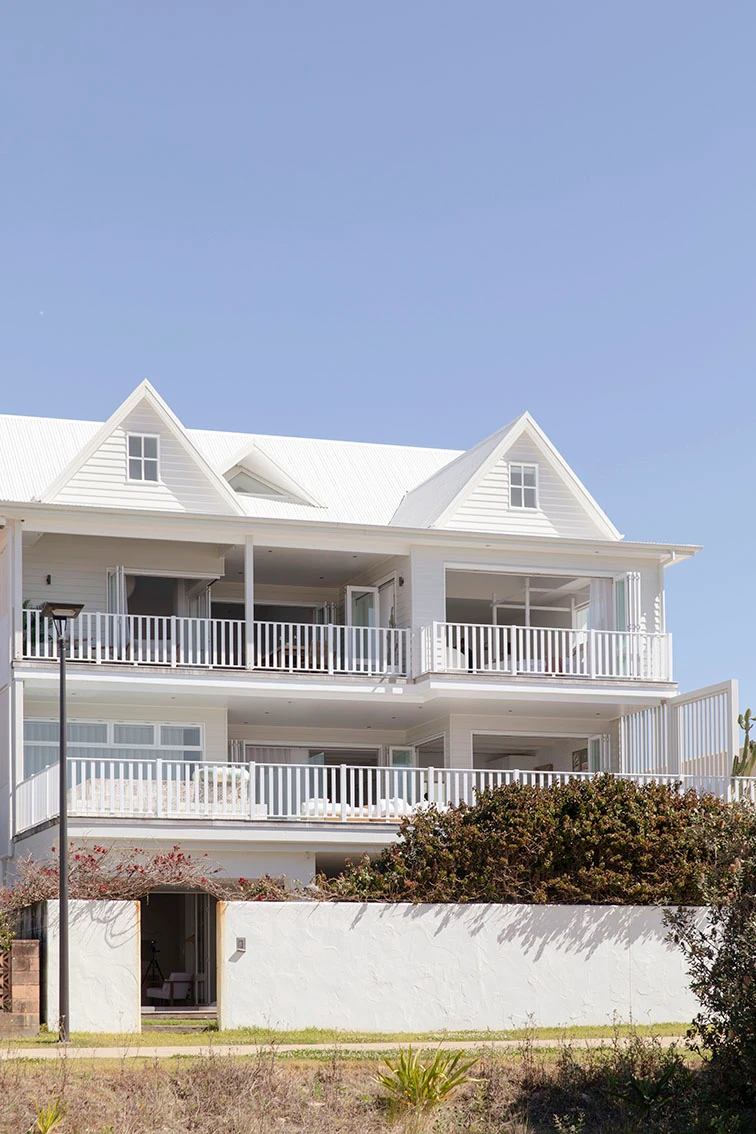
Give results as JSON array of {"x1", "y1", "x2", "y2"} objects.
[{"x1": 146, "y1": 971, "x2": 193, "y2": 1006}]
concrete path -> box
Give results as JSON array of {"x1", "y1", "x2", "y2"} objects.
[{"x1": 0, "y1": 1036, "x2": 689, "y2": 1060}]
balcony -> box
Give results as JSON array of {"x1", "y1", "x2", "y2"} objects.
[
  {"x1": 20, "y1": 611, "x2": 673, "y2": 684},
  {"x1": 421, "y1": 622, "x2": 673, "y2": 682},
  {"x1": 14, "y1": 758, "x2": 752, "y2": 835},
  {"x1": 21, "y1": 609, "x2": 411, "y2": 677}
]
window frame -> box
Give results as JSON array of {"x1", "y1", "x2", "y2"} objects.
[
  {"x1": 508, "y1": 462, "x2": 539, "y2": 510},
  {"x1": 126, "y1": 433, "x2": 161, "y2": 484},
  {"x1": 23, "y1": 718, "x2": 204, "y2": 779}
]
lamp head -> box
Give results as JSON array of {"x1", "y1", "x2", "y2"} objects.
[{"x1": 40, "y1": 602, "x2": 84, "y2": 628}]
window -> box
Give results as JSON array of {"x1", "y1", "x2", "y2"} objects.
[
  {"x1": 509, "y1": 463, "x2": 538, "y2": 509},
  {"x1": 127, "y1": 434, "x2": 160, "y2": 482},
  {"x1": 23, "y1": 719, "x2": 203, "y2": 778}
]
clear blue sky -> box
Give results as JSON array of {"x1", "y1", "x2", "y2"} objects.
[{"x1": 1, "y1": 4, "x2": 753, "y2": 703}]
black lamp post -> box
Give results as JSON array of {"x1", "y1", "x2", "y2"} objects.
[{"x1": 40, "y1": 601, "x2": 84, "y2": 1044}]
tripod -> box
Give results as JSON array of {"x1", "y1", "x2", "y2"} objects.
[{"x1": 142, "y1": 939, "x2": 164, "y2": 987}]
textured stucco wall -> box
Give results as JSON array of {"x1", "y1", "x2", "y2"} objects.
[
  {"x1": 44, "y1": 900, "x2": 140, "y2": 1033},
  {"x1": 218, "y1": 902, "x2": 699, "y2": 1031}
]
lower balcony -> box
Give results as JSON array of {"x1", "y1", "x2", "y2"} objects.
[{"x1": 14, "y1": 757, "x2": 751, "y2": 835}]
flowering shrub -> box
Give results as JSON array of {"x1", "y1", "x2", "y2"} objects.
[
  {"x1": 0, "y1": 844, "x2": 297, "y2": 917},
  {"x1": 320, "y1": 775, "x2": 756, "y2": 905}
]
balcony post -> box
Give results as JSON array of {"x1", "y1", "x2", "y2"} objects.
[
  {"x1": 244, "y1": 536, "x2": 254, "y2": 670},
  {"x1": 340, "y1": 765, "x2": 347, "y2": 822},
  {"x1": 248, "y1": 761, "x2": 256, "y2": 820},
  {"x1": 155, "y1": 758, "x2": 163, "y2": 818}
]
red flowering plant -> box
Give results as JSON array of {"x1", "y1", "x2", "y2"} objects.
[{"x1": 0, "y1": 843, "x2": 300, "y2": 917}]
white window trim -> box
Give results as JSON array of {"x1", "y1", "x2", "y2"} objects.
[
  {"x1": 23, "y1": 719, "x2": 204, "y2": 778},
  {"x1": 126, "y1": 432, "x2": 161, "y2": 484},
  {"x1": 508, "y1": 462, "x2": 539, "y2": 510}
]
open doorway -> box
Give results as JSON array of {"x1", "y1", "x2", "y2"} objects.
[
  {"x1": 472, "y1": 733, "x2": 610, "y2": 774},
  {"x1": 140, "y1": 892, "x2": 217, "y2": 1011}
]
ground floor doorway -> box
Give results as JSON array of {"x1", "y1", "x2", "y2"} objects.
[{"x1": 140, "y1": 892, "x2": 217, "y2": 1008}]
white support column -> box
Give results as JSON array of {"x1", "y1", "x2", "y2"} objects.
[
  {"x1": 10, "y1": 522, "x2": 23, "y2": 661},
  {"x1": 9, "y1": 678, "x2": 24, "y2": 845},
  {"x1": 244, "y1": 536, "x2": 254, "y2": 670},
  {"x1": 447, "y1": 717, "x2": 473, "y2": 768}
]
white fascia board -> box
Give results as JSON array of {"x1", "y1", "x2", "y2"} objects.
[
  {"x1": 63, "y1": 820, "x2": 399, "y2": 851},
  {"x1": 415, "y1": 675, "x2": 678, "y2": 705},
  {"x1": 16, "y1": 665, "x2": 425, "y2": 703},
  {"x1": 1, "y1": 501, "x2": 701, "y2": 564}
]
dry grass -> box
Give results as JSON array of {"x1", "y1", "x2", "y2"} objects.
[{"x1": 0, "y1": 1038, "x2": 751, "y2": 1133}]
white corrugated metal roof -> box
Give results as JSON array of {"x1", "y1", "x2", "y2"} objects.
[{"x1": 0, "y1": 411, "x2": 461, "y2": 526}]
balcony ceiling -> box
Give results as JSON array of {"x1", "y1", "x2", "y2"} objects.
[{"x1": 224, "y1": 545, "x2": 390, "y2": 587}]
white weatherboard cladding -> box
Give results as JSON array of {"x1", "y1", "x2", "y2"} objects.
[
  {"x1": 0, "y1": 530, "x2": 10, "y2": 687},
  {"x1": 52, "y1": 401, "x2": 232, "y2": 514},
  {"x1": 23, "y1": 535, "x2": 225, "y2": 612},
  {"x1": 218, "y1": 902, "x2": 702, "y2": 1031},
  {"x1": 43, "y1": 900, "x2": 140, "y2": 1033},
  {"x1": 443, "y1": 437, "x2": 607, "y2": 539}
]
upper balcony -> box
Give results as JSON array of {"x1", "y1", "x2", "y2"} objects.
[
  {"x1": 21, "y1": 609, "x2": 411, "y2": 677},
  {"x1": 20, "y1": 609, "x2": 673, "y2": 684}
]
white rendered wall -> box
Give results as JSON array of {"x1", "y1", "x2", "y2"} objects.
[
  {"x1": 218, "y1": 902, "x2": 700, "y2": 1031},
  {"x1": 24, "y1": 533, "x2": 225, "y2": 613},
  {"x1": 44, "y1": 899, "x2": 140, "y2": 1033}
]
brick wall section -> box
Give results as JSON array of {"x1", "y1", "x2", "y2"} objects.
[{"x1": 0, "y1": 941, "x2": 40, "y2": 1037}]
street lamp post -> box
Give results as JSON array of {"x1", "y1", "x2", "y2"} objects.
[{"x1": 40, "y1": 602, "x2": 84, "y2": 1044}]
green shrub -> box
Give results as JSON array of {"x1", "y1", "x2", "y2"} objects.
[
  {"x1": 321, "y1": 775, "x2": 755, "y2": 905},
  {"x1": 668, "y1": 860, "x2": 756, "y2": 1103},
  {"x1": 376, "y1": 1046, "x2": 477, "y2": 1129}
]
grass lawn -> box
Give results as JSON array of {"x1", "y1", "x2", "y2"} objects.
[{"x1": 2, "y1": 1020, "x2": 690, "y2": 1049}]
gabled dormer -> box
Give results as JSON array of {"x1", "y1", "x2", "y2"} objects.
[
  {"x1": 391, "y1": 413, "x2": 621, "y2": 540},
  {"x1": 220, "y1": 441, "x2": 323, "y2": 507},
  {"x1": 39, "y1": 381, "x2": 246, "y2": 516}
]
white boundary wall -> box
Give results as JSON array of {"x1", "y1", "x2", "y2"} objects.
[
  {"x1": 218, "y1": 902, "x2": 700, "y2": 1031},
  {"x1": 44, "y1": 900, "x2": 141, "y2": 1033}
]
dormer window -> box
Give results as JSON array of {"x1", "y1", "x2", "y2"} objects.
[
  {"x1": 509, "y1": 463, "x2": 538, "y2": 509},
  {"x1": 127, "y1": 434, "x2": 160, "y2": 482}
]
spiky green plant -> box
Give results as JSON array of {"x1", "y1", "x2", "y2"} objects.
[
  {"x1": 31, "y1": 1099, "x2": 66, "y2": 1133},
  {"x1": 376, "y1": 1046, "x2": 478, "y2": 1129},
  {"x1": 733, "y1": 709, "x2": 756, "y2": 777}
]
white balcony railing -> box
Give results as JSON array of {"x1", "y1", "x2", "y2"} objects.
[
  {"x1": 15, "y1": 759, "x2": 753, "y2": 834},
  {"x1": 21, "y1": 610, "x2": 410, "y2": 677},
  {"x1": 422, "y1": 623, "x2": 673, "y2": 682}
]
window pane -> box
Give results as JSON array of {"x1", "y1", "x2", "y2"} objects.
[
  {"x1": 523, "y1": 487, "x2": 537, "y2": 508},
  {"x1": 510, "y1": 465, "x2": 523, "y2": 486},
  {"x1": 128, "y1": 458, "x2": 143, "y2": 481},
  {"x1": 143, "y1": 459, "x2": 159, "y2": 482},
  {"x1": 128, "y1": 435, "x2": 142, "y2": 457},
  {"x1": 68, "y1": 722, "x2": 108, "y2": 743},
  {"x1": 523, "y1": 466, "x2": 537, "y2": 487},
  {"x1": 114, "y1": 724, "x2": 154, "y2": 745},
  {"x1": 24, "y1": 720, "x2": 58, "y2": 742},
  {"x1": 23, "y1": 745, "x2": 57, "y2": 777},
  {"x1": 143, "y1": 436, "x2": 158, "y2": 459},
  {"x1": 510, "y1": 486, "x2": 523, "y2": 507},
  {"x1": 161, "y1": 726, "x2": 201, "y2": 747}
]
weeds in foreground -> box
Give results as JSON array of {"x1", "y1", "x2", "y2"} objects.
[
  {"x1": 31, "y1": 1099, "x2": 65, "y2": 1133},
  {"x1": 376, "y1": 1047, "x2": 478, "y2": 1129},
  {"x1": 6, "y1": 1026, "x2": 756, "y2": 1133}
]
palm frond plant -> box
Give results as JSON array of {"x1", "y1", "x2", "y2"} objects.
[{"x1": 376, "y1": 1046, "x2": 478, "y2": 1129}]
